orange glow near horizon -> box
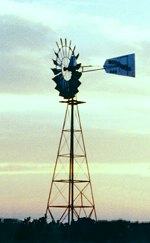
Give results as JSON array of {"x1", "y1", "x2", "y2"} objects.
[{"x1": 1, "y1": 162, "x2": 150, "y2": 222}]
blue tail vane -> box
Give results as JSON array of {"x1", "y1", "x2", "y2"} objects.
[{"x1": 103, "y1": 53, "x2": 135, "y2": 77}]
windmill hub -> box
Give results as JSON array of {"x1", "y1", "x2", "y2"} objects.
[{"x1": 62, "y1": 70, "x2": 71, "y2": 81}]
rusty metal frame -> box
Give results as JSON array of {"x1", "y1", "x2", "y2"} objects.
[{"x1": 45, "y1": 98, "x2": 97, "y2": 224}]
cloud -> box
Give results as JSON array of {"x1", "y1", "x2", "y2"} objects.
[
  {"x1": 1, "y1": 161, "x2": 150, "y2": 178},
  {"x1": 85, "y1": 130, "x2": 150, "y2": 165},
  {"x1": 0, "y1": 162, "x2": 52, "y2": 174},
  {"x1": 0, "y1": 16, "x2": 54, "y2": 52},
  {"x1": 0, "y1": 15, "x2": 56, "y2": 94}
]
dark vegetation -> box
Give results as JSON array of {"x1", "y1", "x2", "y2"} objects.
[{"x1": 1, "y1": 217, "x2": 150, "y2": 242}]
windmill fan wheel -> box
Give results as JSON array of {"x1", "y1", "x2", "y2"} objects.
[{"x1": 51, "y1": 38, "x2": 82, "y2": 99}]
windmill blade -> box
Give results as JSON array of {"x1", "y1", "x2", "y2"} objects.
[
  {"x1": 60, "y1": 38, "x2": 65, "y2": 56},
  {"x1": 67, "y1": 39, "x2": 72, "y2": 59},
  {"x1": 69, "y1": 86, "x2": 79, "y2": 96},
  {"x1": 64, "y1": 41, "x2": 68, "y2": 58},
  {"x1": 55, "y1": 84, "x2": 62, "y2": 91},
  {"x1": 76, "y1": 53, "x2": 79, "y2": 60},
  {"x1": 65, "y1": 38, "x2": 67, "y2": 47},
  {"x1": 72, "y1": 45, "x2": 76, "y2": 55},
  {"x1": 59, "y1": 90, "x2": 71, "y2": 99},
  {"x1": 54, "y1": 50, "x2": 59, "y2": 59},
  {"x1": 73, "y1": 88, "x2": 79, "y2": 95},
  {"x1": 55, "y1": 84, "x2": 60, "y2": 90},
  {"x1": 67, "y1": 63, "x2": 81, "y2": 72},
  {"x1": 69, "y1": 40, "x2": 72, "y2": 49},
  {"x1": 54, "y1": 75, "x2": 66, "y2": 90},
  {"x1": 56, "y1": 41, "x2": 60, "y2": 50},
  {"x1": 51, "y1": 68, "x2": 62, "y2": 75},
  {"x1": 60, "y1": 38, "x2": 63, "y2": 47},
  {"x1": 52, "y1": 74, "x2": 62, "y2": 84},
  {"x1": 72, "y1": 71, "x2": 82, "y2": 80},
  {"x1": 71, "y1": 80, "x2": 81, "y2": 89},
  {"x1": 75, "y1": 63, "x2": 81, "y2": 70},
  {"x1": 77, "y1": 80, "x2": 81, "y2": 86},
  {"x1": 69, "y1": 55, "x2": 77, "y2": 67},
  {"x1": 53, "y1": 59, "x2": 61, "y2": 67}
]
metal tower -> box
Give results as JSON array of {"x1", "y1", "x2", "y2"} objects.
[{"x1": 46, "y1": 98, "x2": 97, "y2": 224}]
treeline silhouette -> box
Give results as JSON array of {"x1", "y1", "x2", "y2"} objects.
[{"x1": 1, "y1": 217, "x2": 150, "y2": 242}]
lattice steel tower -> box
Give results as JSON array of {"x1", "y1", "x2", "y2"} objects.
[{"x1": 45, "y1": 39, "x2": 97, "y2": 224}]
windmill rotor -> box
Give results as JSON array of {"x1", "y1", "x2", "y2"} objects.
[{"x1": 51, "y1": 38, "x2": 82, "y2": 99}]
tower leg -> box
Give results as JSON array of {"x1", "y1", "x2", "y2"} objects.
[{"x1": 68, "y1": 98, "x2": 74, "y2": 224}]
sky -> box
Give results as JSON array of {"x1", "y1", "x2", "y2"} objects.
[{"x1": 1, "y1": 0, "x2": 150, "y2": 221}]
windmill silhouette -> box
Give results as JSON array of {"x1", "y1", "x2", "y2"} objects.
[{"x1": 45, "y1": 38, "x2": 135, "y2": 224}]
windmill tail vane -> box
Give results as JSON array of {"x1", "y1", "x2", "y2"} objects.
[{"x1": 81, "y1": 54, "x2": 135, "y2": 77}]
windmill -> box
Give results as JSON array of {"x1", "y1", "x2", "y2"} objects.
[{"x1": 45, "y1": 38, "x2": 135, "y2": 225}]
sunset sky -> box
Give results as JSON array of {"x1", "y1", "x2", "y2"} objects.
[{"x1": 1, "y1": 0, "x2": 150, "y2": 222}]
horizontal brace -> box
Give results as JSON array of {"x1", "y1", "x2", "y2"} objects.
[
  {"x1": 60, "y1": 100, "x2": 86, "y2": 105},
  {"x1": 73, "y1": 206, "x2": 94, "y2": 208},
  {"x1": 48, "y1": 206, "x2": 68, "y2": 208},
  {"x1": 53, "y1": 179, "x2": 90, "y2": 183},
  {"x1": 74, "y1": 155, "x2": 85, "y2": 158},
  {"x1": 59, "y1": 154, "x2": 85, "y2": 158},
  {"x1": 49, "y1": 205, "x2": 94, "y2": 208},
  {"x1": 63, "y1": 129, "x2": 81, "y2": 132}
]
